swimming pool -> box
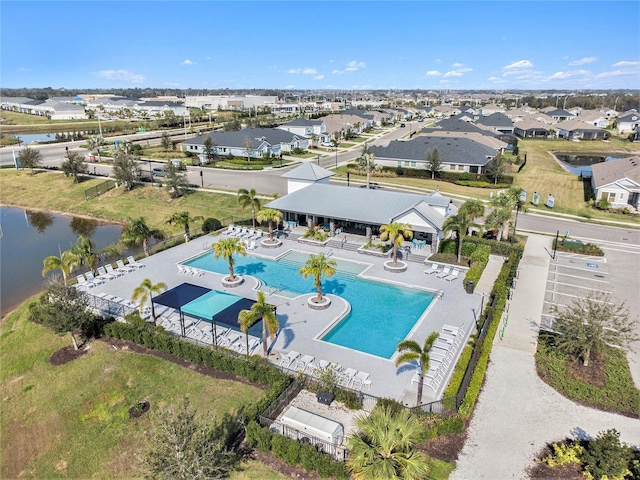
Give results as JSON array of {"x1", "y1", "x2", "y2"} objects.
[{"x1": 185, "y1": 250, "x2": 434, "y2": 359}]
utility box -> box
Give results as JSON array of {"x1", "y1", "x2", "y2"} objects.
[{"x1": 317, "y1": 391, "x2": 335, "y2": 406}]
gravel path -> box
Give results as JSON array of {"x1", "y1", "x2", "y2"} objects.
[{"x1": 451, "y1": 234, "x2": 640, "y2": 479}]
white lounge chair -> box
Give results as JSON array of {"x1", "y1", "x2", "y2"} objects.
[
  {"x1": 424, "y1": 263, "x2": 440, "y2": 275},
  {"x1": 442, "y1": 323, "x2": 465, "y2": 336},
  {"x1": 126, "y1": 256, "x2": 145, "y2": 269},
  {"x1": 255, "y1": 229, "x2": 264, "y2": 238},
  {"x1": 279, "y1": 351, "x2": 300, "y2": 369},
  {"x1": 116, "y1": 259, "x2": 135, "y2": 273},
  {"x1": 224, "y1": 225, "x2": 235, "y2": 235},
  {"x1": 247, "y1": 241, "x2": 257, "y2": 251},
  {"x1": 85, "y1": 271, "x2": 104, "y2": 285},
  {"x1": 436, "y1": 266, "x2": 451, "y2": 278},
  {"x1": 105, "y1": 264, "x2": 124, "y2": 277},
  {"x1": 352, "y1": 371, "x2": 372, "y2": 390},
  {"x1": 444, "y1": 268, "x2": 460, "y2": 282},
  {"x1": 294, "y1": 354, "x2": 314, "y2": 372},
  {"x1": 219, "y1": 332, "x2": 241, "y2": 348},
  {"x1": 177, "y1": 264, "x2": 189, "y2": 274},
  {"x1": 339, "y1": 368, "x2": 358, "y2": 388},
  {"x1": 97, "y1": 266, "x2": 116, "y2": 281},
  {"x1": 76, "y1": 273, "x2": 96, "y2": 289}
]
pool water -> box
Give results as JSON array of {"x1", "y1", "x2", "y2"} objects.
[{"x1": 185, "y1": 250, "x2": 434, "y2": 359}]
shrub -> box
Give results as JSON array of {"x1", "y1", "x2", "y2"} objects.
[
  {"x1": 424, "y1": 415, "x2": 465, "y2": 439},
  {"x1": 542, "y1": 441, "x2": 584, "y2": 467},
  {"x1": 395, "y1": 165, "x2": 404, "y2": 175},
  {"x1": 271, "y1": 434, "x2": 290, "y2": 460},
  {"x1": 201, "y1": 217, "x2": 222, "y2": 233},
  {"x1": 464, "y1": 245, "x2": 491, "y2": 290},
  {"x1": 595, "y1": 198, "x2": 610, "y2": 210},
  {"x1": 582, "y1": 429, "x2": 634, "y2": 480},
  {"x1": 245, "y1": 420, "x2": 274, "y2": 452},
  {"x1": 376, "y1": 397, "x2": 405, "y2": 416}
]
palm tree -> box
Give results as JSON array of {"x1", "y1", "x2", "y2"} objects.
[
  {"x1": 131, "y1": 278, "x2": 168, "y2": 325},
  {"x1": 71, "y1": 235, "x2": 101, "y2": 274},
  {"x1": 488, "y1": 187, "x2": 525, "y2": 242},
  {"x1": 459, "y1": 198, "x2": 485, "y2": 223},
  {"x1": 357, "y1": 143, "x2": 381, "y2": 189},
  {"x1": 120, "y1": 217, "x2": 164, "y2": 257},
  {"x1": 379, "y1": 222, "x2": 413, "y2": 264},
  {"x1": 256, "y1": 208, "x2": 282, "y2": 242},
  {"x1": 443, "y1": 212, "x2": 478, "y2": 263},
  {"x1": 42, "y1": 249, "x2": 79, "y2": 286},
  {"x1": 346, "y1": 406, "x2": 431, "y2": 480},
  {"x1": 395, "y1": 332, "x2": 439, "y2": 406},
  {"x1": 211, "y1": 237, "x2": 247, "y2": 282},
  {"x1": 237, "y1": 188, "x2": 261, "y2": 228},
  {"x1": 238, "y1": 291, "x2": 279, "y2": 358},
  {"x1": 166, "y1": 211, "x2": 204, "y2": 242},
  {"x1": 299, "y1": 253, "x2": 337, "y2": 303}
]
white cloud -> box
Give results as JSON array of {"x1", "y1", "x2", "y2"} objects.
[
  {"x1": 596, "y1": 69, "x2": 634, "y2": 78},
  {"x1": 332, "y1": 69, "x2": 344, "y2": 75},
  {"x1": 435, "y1": 58, "x2": 441, "y2": 63},
  {"x1": 182, "y1": 59, "x2": 196, "y2": 66},
  {"x1": 347, "y1": 60, "x2": 366, "y2": 69},
  {"x1": 283, "y1": 84, "x2": 295, "y2": 89},
  {"x1": 550, "y1": 71, "x2": 571, "y2": 79},
  {"x1": 502, "y1": 60, "x2": 534, "y2": 70},
  {"x1": 452, "y1": 62, "x2": 463, "y2": 68},
  {"x1": 568, "y1": 57, "x2": 597, "y2": 66},
  {"x1": 612, "y1": 60, "x2": 639, "y2": 67},
  {"x1": 426, "y1": 70, "x2": 442, "y2": 76},
  {"x1": 444, "y1": 71, "x2": 463, "y2": 77},
  {"x1": 288, "y1": 68, "x2": 301, "y2": 74},
  {"x1": 457, "y1": 67, "x2": 473, "y2": 73},
  {"x1": 303, "y1": 68, "x2": 318, "y2": 74},
  {"x1": 163, "y1": 82, "x2": 181, "y2": 86},
  {"x1": 314, "y1": 75, "x2": 324, "y2": 80},
  {"x1": 94, "y1": 69, "x2": 144, "y2": 83}
]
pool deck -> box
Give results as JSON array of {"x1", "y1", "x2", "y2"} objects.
[{"x1": 90, "y1": 232, "x2": 490, "y2": 405}]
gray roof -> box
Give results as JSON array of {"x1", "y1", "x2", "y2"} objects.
[
  {"x1": 546, "y1": 108, "x2": 575, "y2": 118},
  {"x1": 370, "y1": 136, "x2": 496, "y2": 166},
  {"x1": 181, "y1": 127, "x2": 307, "y2": 148},
  {"x1": 476, "y1": 112, "x2": 514, "y2": 128},
  {"x1": 282, "y1": 118, "x2": 324, "y2": 127},
  {"x1": 281, "y1": 162, "x2": 334, "y2": 181},
  {"x1": 591, "y1": 156, "x2": 640, "y2": 189},
  {"x1": 265, "y1": 183, "x2": 453, "y2": 229}
]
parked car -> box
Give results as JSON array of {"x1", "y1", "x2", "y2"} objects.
[
  {"x1": 152, "y1": 167, "x2": 165, "y2": 177},
  {"x1": 400, "y1": 123, "x2": 406, "y2": 127},
  {"x1": 482, "y1": 229, "x2": 498, "y2": 240}
]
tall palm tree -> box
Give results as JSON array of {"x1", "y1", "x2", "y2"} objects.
[
  {"x1": 238, "y1": 291, "x2": 279, "y2": 358},
  {"x1": 120, "y1": 217, "x2": 164, "y2": 257},
  {"x1": 488, "y1": 187, "x2": 525, "y2": 242},
  {"x1": 131, "y1": 278, "x2": 168, "y2": 325},
  {"x1": 42, "y1": 249, "x2": 79, "y2": 286},
  {"x1": 459, "y1": 198, "x2": 485, "y2": 223},
  {"x1": 357, "y1": 143, "x2": 381, "y2": 189},
  {"x1": 256, "y1": 208, "x2": 282, "y2": 242},
  {"x1": 346, "y1": 406, "x2": 431, "y2": 480},
  {"x1": 237, "y1": 188, "x2": 261, "y2": 228},
  {"x1": 395, "y1": 332, "x2": 439, "y2": 406},
  {"x1": 443, "y1": 212, "x2": 478, "y2": 263},
  {"x1": 71, "y1": 235, "x2": 101, "y2": 274},
  {"x1": 166, "y1": 211, "x2": 204, "y2": 242},
  {"x1": 299, "y1": 253, "x2": 337, "y2": 303},
  {"x1": 379, "y1": 222, "x2": 413, "y2": 264},
  {"x1": 211, "y1": 237, "x2": 247, "y2": 282}
]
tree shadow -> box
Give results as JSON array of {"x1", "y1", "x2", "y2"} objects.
[
  {"x1": 236, "y1": 262, "x2": 266, "y2": 276},
  {"x1": 322, "y1": 278, "x2": 346, "y2": 296}
]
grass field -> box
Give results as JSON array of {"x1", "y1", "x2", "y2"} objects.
[
  {"x1": 0, "y1": 301, "x2": 265, "y2": 479},
  {"x1": 0, "y1": 170, "x2": 250, "y2": 234}
]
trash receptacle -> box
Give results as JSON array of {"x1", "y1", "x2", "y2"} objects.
[{"x1": 466, "y1": 281, "x2": 474, "y2": 294}]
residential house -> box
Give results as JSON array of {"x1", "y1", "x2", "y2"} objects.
[
  {"x1": 556, "y1": 118, "x2": 606, "y2": 140},
  {"x1": 480, "y1": 104, "x2": 506, "y2": 116},
  {"x1": 321, "y1": 113, "x2": 371, "y2": 140},
  {"x1": 0, "y1": 97, "x2": 87, "y2": 119},
  {"x1": 591, "y1": 156, "x2": 640, "y2": 209},
  {"x1": 179, "y1": 127, "x2": 309, "y2": 162},
  {"x1": 544, "y1": 108, "x2": 576, "y2": 122},
  {"x1": 369, "y1": 135, "x2": 497, "y2": 173},
  {"x1": 577, "y1": 110, "x2": 611, "y2": 128},
  {"x1": 513, "y1": 118, "x2": 552, "y2": 138},
  {"x1": 277, "y1": 118, "x2": 330, "y2": 145},
  {"x1": 617, "y1": 110, "x2": 640, "y2": 135},
  {"x1": 184, "y1": 95, "x2": 277, "y2": 110},
  {"x1": 476, "y1": 112, "x2": 515, "y2": 134}
]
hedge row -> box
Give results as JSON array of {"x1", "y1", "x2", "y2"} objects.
[
  {"x1": 379, "y1": 166, "x2": 514, "y2": 185},
  {"x1": 459, "y1": 250, "x2": 520, "y2": 415},
  {"x1": 553, "y1": 238, "x2": 604, "y2": 256},
  {"x1": 455, "y1": 180, "x2": 512, "y2": 189},
  {"x1": 245, "y1": 421, "x2": 349, "y2": 479},
  {"x1": 441, "y1": 236, "x2": 525, "y2": 257},
  {"x1": 464, "y1": 245, "x2": 491, "y2": 290},
  {"x1": 103, "y1": 320, "x2": 290, "y2": 420}
]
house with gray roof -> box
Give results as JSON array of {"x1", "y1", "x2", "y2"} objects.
[
  {"x1": 476, "y1": 112, "x2": 514, "y2": 134},
  {"x1": 513, "y1": 118, "x2": 551, "y2": 138},
  {"x1": 591, "y1": 156, "x2": 640, "y2": 209},
  {"x1": 369, "y1": 135, "x2": 497, "y2": 174},
  {"x1": 556, "y1": 118, "x2": 606, "y2": 140},
  {"x1": 617, "y1": 110, "x2": 640, "y2": 135},
  {"x1": 266, "y1": 175, "x2": 457, "y2": 252},
  {"x1": 544, "y1": 108, "x2": 575, "y2": 122},
  {"x1": 282, "y1": 162, "x2": 334, "y2": 194},
  {"x1": 277, "y1": 118, "x2": 329, "y2": 145},
  {"x1": 179, "y1": 127, "x2": 309, "y2": 162}
]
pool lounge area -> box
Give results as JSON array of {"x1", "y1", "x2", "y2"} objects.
[{"x1": 86, "y1": 231, "x2": 484, "y2": 404}]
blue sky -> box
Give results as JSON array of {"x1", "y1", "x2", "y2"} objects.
[{"x1": 2, "y1": 1, "x2": 639, "y2": 90}]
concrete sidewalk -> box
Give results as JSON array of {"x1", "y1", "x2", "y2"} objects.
[{"x1": 451, "y1": 234, "x2": 640, "y2": 480}]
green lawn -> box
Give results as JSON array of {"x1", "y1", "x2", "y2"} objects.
[
  {"x1": 0, "y1": 301, "x2": 265, "y2": 479},
  {"x1": 0, "y1": 170, "x2": 251, "y2": 234}
]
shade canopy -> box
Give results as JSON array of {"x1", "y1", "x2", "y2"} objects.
[
  {"x1": 152, "y1": 283, "x2": 211, "y2": 311},
  {"x1": 182, "y1": 290, "x2": 256, "y2": 330}
]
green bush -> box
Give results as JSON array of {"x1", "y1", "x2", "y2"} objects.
[
  {"x1": 443, "y1": 345, "x2": 473, "y2": 398},
  {"x1": 582, "y1": 429, "x2": 635, "y2": 480},
  {"x1": 455, "y1": 180, "x2": 512, "y2": 188},
  {"x1": 201, "y1": 217, "x2": 222, "y2": 233},
  {"x1": 553, "y1": 238, "x2": 604, "y2": 256},
  {"x1": 464, "y1": 245, "x2": 491, "y2": 290},
  {"x1": 376, "y1": 397, "x2": 405, "y2": 416},
  {"x1": 395, "y1": 165, "x2": 404, "y2": 175},
  {"x1": 439, "y1": 239, "x2": 477, "y2": 257},
  {"x1": 245, "y1": 420, "x2": 274, "y2": 452},
  {"x1": 424, "y1": 415, "x2": 466, "y2": 439},
  {"x1": 271, "y1": 434, "x2": 290, "y2": 460},
  {"x1": 542, "y1": 441, "x2": 584, "y2": 467},
  {"x1": 300, "y1": 443, "x2": 318, "y2": 471}
]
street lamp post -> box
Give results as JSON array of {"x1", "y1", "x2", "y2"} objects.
[{"x1": 335, "y1": 145, "x2": 338, "y2": 168}]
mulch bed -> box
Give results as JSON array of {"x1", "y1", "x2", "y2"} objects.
[
  {"x1": 128, "y1": 401, "x2": 151, "y2": 419},
  {"x1": 102, "y1": 338, "x2": 268, "y2": 389},
  {"x1": 49, "y1": 345, "x2": 89, "y2": 366},
  {"x1": 417, "y1": 431, "x2": 467, "y2": 464}
]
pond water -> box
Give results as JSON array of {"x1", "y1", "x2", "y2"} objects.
[
  {"x1": 0, "y1": 206, "x2": 123, "y2": 317},
  {"x1": 556, "y1": 153, "x2": 624, "y2": 176},
  {"x1": 13, "y1": 133, "x2": 60, "y2": 144}
]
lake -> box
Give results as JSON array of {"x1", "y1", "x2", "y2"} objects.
[
  {"x1": 13, "y1": 133, "x2": 60, "y2": 144},
  {"x1": 555, "y1": 153, "x2": 624, "y2": 176},
  {"x1": 0, "y1": 206, "x2": 123, "y2": 317}
]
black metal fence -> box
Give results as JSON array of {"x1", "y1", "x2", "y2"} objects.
[{"x1": 84, "y1": 180, "x2": 116, "y2": 200}]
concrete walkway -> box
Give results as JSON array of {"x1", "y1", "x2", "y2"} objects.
[{"x1": 451, "y1": 234, "x2": 640, "y2": 480}]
